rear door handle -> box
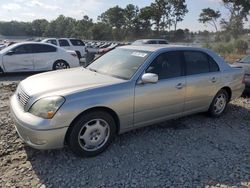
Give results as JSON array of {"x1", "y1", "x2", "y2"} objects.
[
  {"x1": 211, "y1": 77, "x2": 217, "y2": 83},
  {"x1": 175, "y1": 83, "x2": 185, "y2": 89}
]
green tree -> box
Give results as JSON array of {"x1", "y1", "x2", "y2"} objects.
[
  {"x1": 151, "y1": 0, "x2": 167, "y2": 33},
  {"x1": 91, "y1": 23, "x2": 112, "y2": 40},
  {"x1": 221, "y1": 0, "x2": 250, "y2": 38},
  {"x1": 170, "y1": 0, "x2": 188, "y2": 31},
  {"x1": 138, "y1": 6, "x2": 153, "y2": 32},
  {"x1": 31, "y1": 19, "x2": 49, "y2": 36},
  {"x1": 124, "y1": 4, "x2": 140, "y2": 39},
  {"x1": 99, "y1": 6, "x2": 125, "y2": 29},
  {"x1": 199, "y1": 8, "x2": 221, "y2": 31}
]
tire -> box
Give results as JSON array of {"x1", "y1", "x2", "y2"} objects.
[
  {"x1": 53, "y1": 60, "x2": 69, "y2": 70},
  {"x1": 0, "y1": 67, "x2": 4, "y2": 74},
  {"x1": 67, "y1": 111, "x2": 117, "y2": 157},
  {"x1": 75, "y1": 51, "x2": 81, "y2": 60},
  {"x1": 208, "y1": 89, "x2": 229, "y2": 117}
]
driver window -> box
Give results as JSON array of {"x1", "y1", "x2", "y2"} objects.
[{"x1": 146, "y1": 51, "x2": 183, "y2": 80}]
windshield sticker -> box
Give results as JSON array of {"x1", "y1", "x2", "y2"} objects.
[{"x1": 131, "y1": 52, "x2": 148, "y2": 58}]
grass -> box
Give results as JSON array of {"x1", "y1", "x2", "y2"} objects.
[{"x1": 223, "y1": 54, "x2": 246, "y2": 64}]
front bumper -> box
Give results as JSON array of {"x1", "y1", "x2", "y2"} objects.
[{"x1": 10, "y1": 95, "x2": 68, "y2": 150}]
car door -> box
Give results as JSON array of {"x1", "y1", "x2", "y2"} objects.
[
  {"x1": 2, "y1": 44, "x2": 34, "y2": 72},
  {"x1": 32, "y1": 44, "x2": 58, "y2": 71},
  {"x1": 183, "y1": 50, "x2": 221, "y2": 115},
  {"x1": 58, "y1": 39, "x2": 71, "y2": 50},
  {"x1": 134, "y1": 51, "x2": 186, "y2": 127}
]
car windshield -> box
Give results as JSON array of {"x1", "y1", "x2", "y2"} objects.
[
  {"x1": 239, "y1": 55, "x2": 250, "y2": 63},
  {"x1": 87, "y1": 48, "x2": 151, "y2": 80}
]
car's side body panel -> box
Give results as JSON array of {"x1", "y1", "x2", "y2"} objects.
[
  {"x1": 3, "y1": 53, "x2": 34, "y2": 72},
  {"x1": 134, "y1": 76, "x2": 186, "y2": 128}
]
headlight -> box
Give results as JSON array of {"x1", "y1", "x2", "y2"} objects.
[{"x1": 29, "y1": 96, "x2": 65, "y2": 119}]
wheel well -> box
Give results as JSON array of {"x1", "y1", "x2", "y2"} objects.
[
  {"x1": 75, "y1": 51, "x2": 81, "y2": 59},
  {"x1": 64, "y1": 107, "x2": 120, "y2": 144},
  {"x1": 221, "y1": 86, "x2": 232, "y2": 101}
]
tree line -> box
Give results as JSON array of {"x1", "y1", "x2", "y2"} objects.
[{"x1": 0, "y1": 0, "x2": 249, "y2": 41}]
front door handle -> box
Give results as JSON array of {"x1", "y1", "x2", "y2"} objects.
[
  {"x1": 175, "y1": 83, "x2": 185, "y2": 89},
  {"x1": 211, "y1": 77, "x2": 217, "y2": 83}
]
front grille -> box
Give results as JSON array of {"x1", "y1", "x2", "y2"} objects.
[{"x1": 17, "y1": 87, "x2": 30, "y2": 109}]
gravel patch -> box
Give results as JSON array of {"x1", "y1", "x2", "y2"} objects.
[{"x1": 0, "y1": 81, "x2": 250, "y2": 188}]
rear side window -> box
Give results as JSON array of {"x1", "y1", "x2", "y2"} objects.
[
  {"x1": 70, "y1": 39, "x2": 85, "y2": 46},
  {"x1": 184, "y1": 51, "x2": 210, "y2": 75},
  {"x1": 32, "y1": 44, "x2": 57, "y2": 53},
  {"x1": 146, "y1": 51, "x2": 183, "y2": 80},
  {"x1": 47, "y1": 40, "x2": 57, "y2": 46},
  {"x1": 59, "y1": 39, "x2": 70, "y2": 47},
  {"x1": 147, "y1": 41, "x2": 157, "y2": 44},
  {"x1": 12, "y1": 44, "x2": 33, "y2": 54}
]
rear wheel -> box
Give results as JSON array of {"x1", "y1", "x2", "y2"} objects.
[
  {"x1": 208, "y1": 89, "x2": 229, "y2": 117},
  {"x1": 53, "y1": 60, "x2": 69, "y2": 70},
  {"x1": 67, "y1": 111, "x2": 117, "y2": 157}
]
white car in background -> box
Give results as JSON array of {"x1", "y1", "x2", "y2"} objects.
[
  {"x1": 0, "y1": 42, "x2": 80, "y2": 73},
  {"x1": 42, "y1": 38, "x2": 87, "y2": 59}
]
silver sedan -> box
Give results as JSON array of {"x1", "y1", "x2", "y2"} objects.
[{"x1": 10, "y1": 45, "x2": 245, "y2": 157}]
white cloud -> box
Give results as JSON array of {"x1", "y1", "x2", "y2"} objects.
[{"x1": 2, "y1": 3, "x2": 22, "y2": 11}]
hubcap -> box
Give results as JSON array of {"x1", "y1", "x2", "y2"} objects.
[
  {"x1": 78, "y1": 119, "x2": 110, "y2": 151},
  {"x1": 55, "y1": 62, "x2": 67, "y2": 69},
  {"x1": 214, "y1": 93, "x2": 227, "y2": 114}
]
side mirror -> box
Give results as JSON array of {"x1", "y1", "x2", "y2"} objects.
[
  {"x1": 6, "y1": 51, "x2": 14, "y2": 56},
  {"x1": 141, "y1": 73, "x2": 158, "y2": 84}
]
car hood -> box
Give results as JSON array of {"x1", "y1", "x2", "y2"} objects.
[{"x1": 20, "y1": 67, "x2": 125, "y2": 97}]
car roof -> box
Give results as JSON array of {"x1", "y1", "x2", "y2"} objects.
[
  {"x1": 119, "y1": 44, "x2": 204, "y2": 52},
  {"x1": 9, "y1": 41, "x2": 58, "y2": 49}
]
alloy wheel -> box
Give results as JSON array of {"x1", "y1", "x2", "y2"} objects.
[{"x1": 78, "y1": 119, "x2": 110, "y2": 151}]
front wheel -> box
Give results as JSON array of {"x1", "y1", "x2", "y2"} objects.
[
  {"x1": 208, "y1": 89, "x2": 229, "y2": 117},
  {"x1": 53, "y1": 61, "x2": 69, "y2": 70},
  {"x1": 67, "y1": 111, "x2": 117, "y2": 157}
]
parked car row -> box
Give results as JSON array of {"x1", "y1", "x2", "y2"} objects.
[
  {"x1": 84, "y1": 41, "x2": 128, "y2": 55},
  {"x1": 1, "y1": 37, "x2": 249, "y2": 94}
]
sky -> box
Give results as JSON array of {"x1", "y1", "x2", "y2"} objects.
[{"x1": 0, "y1": 0, "x2": 230, "y2": 31}]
